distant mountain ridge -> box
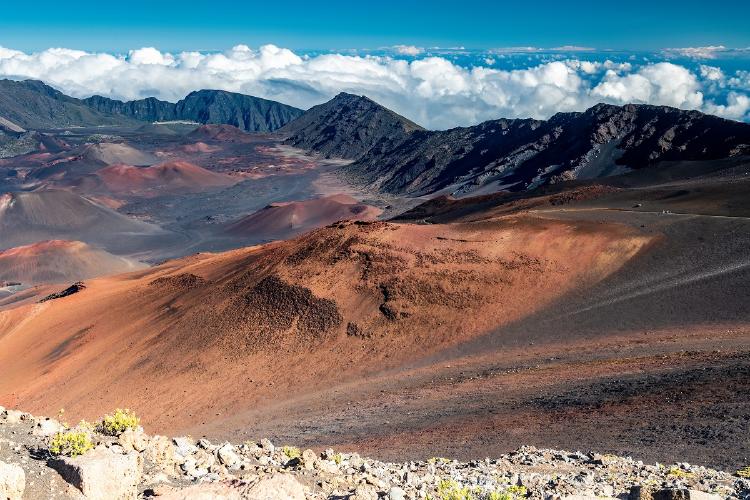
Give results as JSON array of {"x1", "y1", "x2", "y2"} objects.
[
  {"x1": 0, "y1": 79, "x2": 136, "y2": 129},
  {"x1": 0, "y1": 79, "x2": 303, "y2": 132},
  {"x1": 84, "y1": 89, "x2": 304, "y2": 132},
  {"x1": 283, "y1": 93, "x2": 750, "y2": 196}
]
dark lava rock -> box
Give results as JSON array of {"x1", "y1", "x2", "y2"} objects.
[{"x1": 39, "y1": 281, "x2": 86, "y2": 302}]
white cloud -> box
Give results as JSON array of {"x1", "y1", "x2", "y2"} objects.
[
  {"x1": 728, "y1": 70, "x2": 750, "y2": 91},
  {"x1": 663, "y1": 45, "x2": 727, "y2": 59},
  {"x1": 591, "y1": 62, "x2": 704, "y2": 109},
  {"x1": 551, "y1": 45, "x2": 596, "y2": 52},
  {"x1": 699, "y1": 64, "x2": 725, "y2": 82},
  {"x1": 0, "y1": 44, "x2": 747, "y2": 128},
  {"x1": 704, "y1": 92, "x2": 750, "y2": 121},
  {"x1": 128, "y1": 47, "x2": 175, "y2": 65},
  {"x1": 392, "y1": 45, "x2": 423, "y2": 56}
]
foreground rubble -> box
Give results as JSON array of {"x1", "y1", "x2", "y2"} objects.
[{"x1": 0, "y1": 406, "x2": 748, "y2": 499}]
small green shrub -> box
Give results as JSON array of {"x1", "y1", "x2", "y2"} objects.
[
  {"x1": 434, "y1": 480, "x2": 476, "y2": 500},
  {"x1": 505, "y1": 486, "x2": 528, "y2": 498},
  {"x1": 487, "y1": 493, "x2": 510, "y2": 500},
  {"x1": 282, "y1": 445, "x2": 301, "y2": 459},
  {"x1": 428, "y1": 481, "x2": 528, "y2": 500},
  {"x1": 737, "y1": 466, "x2": 750, "y2": 479},
  {"x1": 49, "y1": 430, "x2": 93, "y2": 457},
  {"x1": 100, "y1": 408, "x2": 139, "y2": 436},
  {"x1": 333, "y1": 453, "x2": 343, "y2": 465},
  {"x1": 668, "y1": 466, "x2": 694, "y2": 478}
]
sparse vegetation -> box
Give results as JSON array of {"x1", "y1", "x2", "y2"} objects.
[
  {"x1": 431, "y1": 479, "x2": 475, "y2": 500},
  {"x1": 668, "y1": 466, "x2": 694, "y2": 478},
  {"x1": 100, "y1": 408, "x2": 139, "y2": 436},
  {"x1": 282, "y1": 445, "x2": 301, "y2": 459},
  {"x1": 48, "y1": 429, "x2": 93, "y2": 457},
  {"x1": 426, "y1": 480, "x2": 528, "y2": 500},
  {"x1": 737, "y1": 465, "x2": 750, "y2": 478}
]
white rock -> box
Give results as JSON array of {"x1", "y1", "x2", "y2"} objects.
[
  {"x1": 301, "y1": 449, "x2": 316, "y2": 470},
  {"x1": 173, "y1": 436, "x2": 198, "y2": 457},
  {"x1": 245, "y1": 474, "x2": 305, "y2": 500},
  {"x1": 351, "y1": 484, "x2": 379, "y2": 500},
  {"x1": 118, "y1": 428, "x2": 148, "y2": 452},
  {"x1": 316, "y1": 459, "x2": 339, "y2": 474},
  {"x1": 145, "y1": 435, "x2": 177, "y2": 472},
  {"x1": 0, "y1": 461, "x2": 25, "y2": 500},
  {"x1": 259, "y1": 438, "x2": 274, "y2": 454},
  {"x1": 1, "y1": 410, "x2": 28, "y2": 425},
  {"x1": 32, "y1": 418, "x2": 64, "y2": 436},
  {"x1": 150, "y1": 482, "x2": 242, "y2": 499},
  {"x1": 51, "y1": 446, "x2": 141, "y2": 500},
  {"x1": 217, "y1": 443, "x2": 240, "y2": 468},
  {"x1": 389, "y1": 486, "x2": 407, "y2": 500},
  {"x1": 686, "y1": 491, "x2": 723, "y2": 500}
]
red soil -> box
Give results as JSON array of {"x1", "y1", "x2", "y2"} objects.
[
  {"x1": 186, "y1": 124, "x2": 252, "y2": 143},
  {"x1": 180, "y1": 142, "x2": 220, "y2": 154},
  {"x1": 0, "y1": 240, "x2": 144, "y2": 285},
  {"x1": 95, "y1": 160, "x2": 237, "y2": 195},
  {"x1": 0, "y1": 214, "x2": 648, "y2": 435},
  {"x1": 226, "y1": 194, "x2": 382, "y2": 240}
]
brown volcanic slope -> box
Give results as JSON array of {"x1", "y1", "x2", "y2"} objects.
[
  {"x1": 186, "y1": 124, "x2": 252, "y2": 143},
  {"x1": 0, "y1": 240, "x2": 145, "y2": 286},
  {"x1": 0, "y1": 190, "x2": 172, "y2": 254},
  {"x1": 226, "y1": 194, "x2": 383, "y2": 240},
  {"x1": 95, "y1": 160, "x2": 238, "y2": 196},
  {"x1": 81, "y1": 142, "x2": 157, "y2": 166},
  {"x1": 0, "y1": 214, "x2": 647, "y2": 437}
]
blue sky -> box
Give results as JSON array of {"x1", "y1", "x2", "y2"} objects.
[
  {"x1": 2, "y1": 0, "x2": 749, "y2": 52},
  {"x1": 1, "y1": 1, "x2": 749, "y2": 125}
]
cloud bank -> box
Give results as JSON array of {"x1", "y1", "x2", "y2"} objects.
[{"x1": 0, "y1": 44, "x2": 748, "y2": 129}]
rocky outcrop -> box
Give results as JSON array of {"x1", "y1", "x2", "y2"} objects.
[
  {"x1": 284, "y1": 93, "x2": 750, "y2": 196},
  {"x1": 0, "y1": 407, "x2": 748, "y2": 500},
  {"x1": 347, "y1": 103, "x2": 750, "y2": 196},
  {"x1": 83, "y1": 90, "x2": 304, "y2": 132},
  {"x1": 39, "y1": 281, "x2": 86, "y2": 302}
]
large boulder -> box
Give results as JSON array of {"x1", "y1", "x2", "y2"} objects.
[
  {"x1": 0, "y1": 461, "x2": 25, "y2": 500},
  {"x1": 244, "y1": 474, "x2": 306, "y2": 500},
  {"x1": 51, "y1": 446, "x2": 141, "y2": 500},
  {"x1": 151, "y1": 475, "x2": 305, "y2": 500},
  {"x1": 150, "y1": 482, "x2": 243, "y2": 500}
]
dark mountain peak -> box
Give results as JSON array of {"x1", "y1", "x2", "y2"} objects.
[
  {"x1": 175, "y1": 90, "x2": 303, "y2": 132},
  {"x1": 280, "y1": 92, "x2": 423, "y2": 160},
  {"x1": 330, "y1": 92, "x2": 371, "y2": 103}
]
